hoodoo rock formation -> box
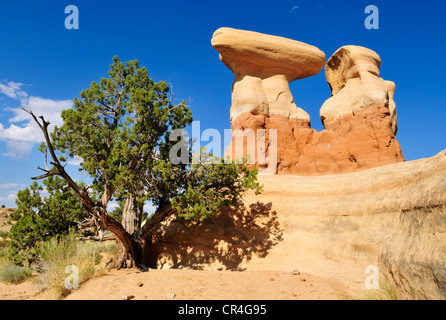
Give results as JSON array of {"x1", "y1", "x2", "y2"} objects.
[
  {"x1": 211, "y1": 27, "x2": 326, "y2": 122},
  {"x1": 212, "y1": 28, "x2": 405, "y2": 175}
]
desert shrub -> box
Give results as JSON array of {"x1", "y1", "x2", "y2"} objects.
[
  {"x1": 0, "y1": 240, "x2": 9, "y2": 261},
  {"x1": 36, "y1": 233, "x2": 115, "y2": 299},
  {"x1": 0, "y1": 263, "x2": 31, "y2": 284},
  {"x1": 0, "y1": 231, "x2": 10, "y2": 238},
  {"x1": 83, "y1": 241, "x2": 116, "y2": 265},
  {"x1": 351, "y1": 283, "x2": 399, "y2": 300},
  {"x1": 361, "y1": 286, "x2": 399, "y2": 300}
]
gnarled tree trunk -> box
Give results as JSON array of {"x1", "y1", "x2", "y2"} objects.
[
  {"x1": 113, "y1": 196, "x2": 175, "y2": 269},
  {"x1": 115, "y1": 194, "x2": 143, "y2": 268}
]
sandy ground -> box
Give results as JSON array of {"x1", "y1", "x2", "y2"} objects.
[
  {"x1": 0, "y1": 268, "x2": 352, "y2": 300},
  {"x1": 0, "y1": 207, "x2": 352, "y2": 301},
  {"x1": 0, "y1": 280, "x2": 44, "y2": 300},
  {"x1": 67, "y1": 268, "x2": 351, "y2": 300}
]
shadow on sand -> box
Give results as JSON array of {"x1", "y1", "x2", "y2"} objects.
[{"x1": 148, "y1": 201, "x2": 283, "y2": 270}]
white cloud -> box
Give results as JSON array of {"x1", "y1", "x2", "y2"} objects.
[
  {"x1": 10, "y1": 96, "x2": 71, "y2": 126},
  {"x1": 0, "y1": 81, "x2": 73, "y2": 159},
  {"x1": 144, "y1": 203, "x2": 156, "y2": 214},
  {"x1": 0, "y1": 183, "x2": 19, "y2": 189},
  {"x1": 2, "y1": 141, "x2": 35, "y2": 159},
  {"x1": 67, "y1": 156, "x2": 83, "y2": 166},
  {"x1": 0, "y1": 81, "x2": 28, "y2": 101},
  {"x1": 290, "y1": 5, "x2": 299, "y2": 14},
  {"x1": 0, "y1": 123, "x2": 41, "y2": 143},
  {"x1": 0, "y1": 193, "x2": 17, "y2": 202},
  {"x1": 107, "y1": 203, "x2": 119, "y2": 210}
]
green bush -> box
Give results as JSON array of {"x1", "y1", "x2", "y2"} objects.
[
  {"x1": 0, "y1": 263, "x2": 30, "y2": 284},
  {"x1": 0, "y1": 231, "x2": 10, "y2": 239},
  {"x1": 0, "y1": 240, "x2": 9, "y2": 263},
  {"x1": 8, "y1": 210, "x2": 22, "y2": 221},
  {"x1": 8, "y1": 176, "x2": 89, "y2": 266}
]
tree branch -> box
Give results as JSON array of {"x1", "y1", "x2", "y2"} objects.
[
  {"x1": 138, "y1": 204, "x2": 176, "y2": 240},
  {"x1": 23, "y1": 108, "x2": 96, "y2": 213},
  {"x1": 31, "y1": 166, "x2": 59, "y2": 180}
]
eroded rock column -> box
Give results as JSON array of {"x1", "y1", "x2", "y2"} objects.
[
  {"x1": 212, "y1": 28, "x2": 405, "y2": 175},
  {"x1": 319, "y1": 46, "x2": 404, "y2": 172},
  {"x1": 211, "y1": 27, "x2": 325, "y2": 172},
  {"x1": 211, "y1": 27, "x2": 325, "y2": 124}
]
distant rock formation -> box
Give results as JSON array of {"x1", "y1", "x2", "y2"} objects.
[{"x1": 212, "y1": 28, "x2": 405, "y2": 175}]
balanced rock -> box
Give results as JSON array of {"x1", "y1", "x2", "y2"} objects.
[
  {"x1": 213, "y1": 29, "x2": 405, "y2": 175},
  {"x1": 211, "y1": 27, "x2": 326, "y2": 122}
]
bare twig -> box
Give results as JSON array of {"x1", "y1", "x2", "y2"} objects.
[{"x1": 31, "y1": 166, "x2": 59, "y2": 180}]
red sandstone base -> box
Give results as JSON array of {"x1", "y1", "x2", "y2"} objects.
[{"x1": 225, "y1": 103, "x2": 405, "y2": 175}]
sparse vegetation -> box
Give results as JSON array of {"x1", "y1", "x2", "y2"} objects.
[
  {"x1": 1, "y1": 236, "x2": 32, "y2": 284},
  {"x1": 35, "y1": 233, "x2": 116, "y2": 299},
  {"x1": 363, "y1": 286, "x2": 399, "y2": 300},
  {"x1": 350, "y1": 284, "x2": 399, "y2": 300},
  {"x1": 1, "y1": 227, "x2": 116, "y2": 299},
  {"x1": 0, "y1": 231, "x2": 9, "y2": 238},
  {"x1": 0, "y1": 263, "x2": 31, "y2": 284},
  {"x1": 8, "y1": 176, "x2": 88, "y2": 266}
]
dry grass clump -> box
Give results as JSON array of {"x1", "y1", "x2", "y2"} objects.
[
  {"x1": 0, "y1": 229, "x2": 116, "y2": 299},
  {"x1": 349, "y1": 284, "x2": 399, "y2": 300},
  {"x1": 35, "y1": 235, "x2": 116, "y2": 299}
]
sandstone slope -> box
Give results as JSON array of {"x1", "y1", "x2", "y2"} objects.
[{"x1": 152, "y1": 150, "x2": 446, "y2": 300}]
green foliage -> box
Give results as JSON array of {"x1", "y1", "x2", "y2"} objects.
[
  {"x1": 0, "y1": 263, "x2": 30, "y2": 284},
  {"x1": 108, "y1": 199, "x2": 125, "y2": 222},
  {"x1": 51, "y1": 55, "x2": 193, "y2": 201},
  {"x1": 8, "y1": 176, "x2": 88, "y2": 266},
  {"x1": 8, "y1": 210, "x2": 21, "y2": 221},
  {"x1": 29, "y1": 56, "x2": 262, "y2": 266},
  {"x1": 0, "y1": 231, "x2": 9, "y2": 239},
  {"x1": 0, "y1": 239, "x2": 9, "y2": 266},
  {"x1": 49, "y1": 56, "x2": 261, "y2": 216},
  {"x1": 172, "y1": 155, "x2": 262, "y2": 222},
  {"x1": 111, "y1": 198, "x2": 150, "y2": 223},
  {"x1": 47, "y1": 56, "x2": 261, "y2": 221}
]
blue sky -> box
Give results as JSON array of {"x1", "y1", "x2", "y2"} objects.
[{"x1": 0, "y1": 0, "x2": 445, "y2": 208}]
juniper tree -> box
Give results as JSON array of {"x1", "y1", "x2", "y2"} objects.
[{"x1": 26, "y1": 56, "x2": 261, "y2": 268}]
